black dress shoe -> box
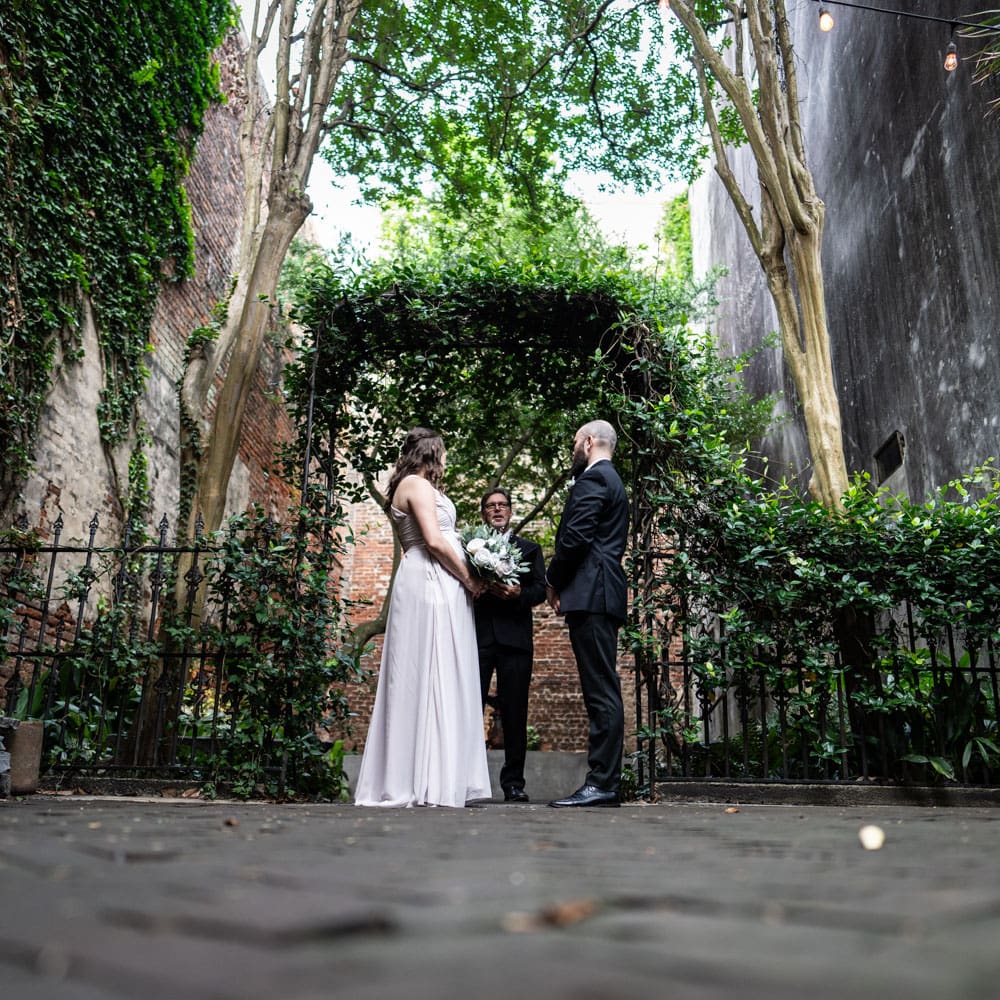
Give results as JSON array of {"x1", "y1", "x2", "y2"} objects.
[
  {"x1": 503, "y1": 786, "x2": 530, "y2": 802},
  {"x1": 548, "y1": 784, "x2": 620, "y2": 808}
]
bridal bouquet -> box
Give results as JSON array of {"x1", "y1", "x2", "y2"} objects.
[{"x1": 460, "y1": 526, "x2": 531, "y2": 587}]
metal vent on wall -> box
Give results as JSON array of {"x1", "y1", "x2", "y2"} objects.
[{"x1": 874, "y1": 430, "x2": 905, "y2": 485}]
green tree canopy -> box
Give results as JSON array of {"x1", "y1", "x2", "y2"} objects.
[{"x1": 325, "y1": 1, "x2": 701, "y2": 206}]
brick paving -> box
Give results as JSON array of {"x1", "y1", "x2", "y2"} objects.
[{"x1": 2, "y1": 794, "x2": 1000, "y2": 999}]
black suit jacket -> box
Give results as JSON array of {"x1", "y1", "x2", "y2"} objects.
[
  {"x1": 546, "y1": 459, "x2": 629, "y2": 622},
  {"x1": 474, "y1": 535, "x2": 546, "y2": 652}
]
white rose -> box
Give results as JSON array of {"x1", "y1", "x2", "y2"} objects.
[
  {"x1": 473, "y1": 548, "x2": 498, "y2": 570},
  {"x1": 466, "y1": 537, "x2": 486, "y2": 554},
  {"x1": 496, "y1": 557, "x2": 515, "y2": 578}
]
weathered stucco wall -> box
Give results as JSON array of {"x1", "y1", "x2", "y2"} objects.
[{"x1": 691, "y1": 1, "x2": 1000, "y2": 499}]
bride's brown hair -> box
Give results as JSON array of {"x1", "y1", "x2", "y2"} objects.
[{"x1": 386, "y1": 427, "x2": 445, "y2": 506}]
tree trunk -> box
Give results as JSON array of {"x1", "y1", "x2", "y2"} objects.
[
  {"x1": 670, "y1": 0, "x2": 851, "y2": 510},
  {"x1": 128, "y1": 207, "x2": 305, "y2": 767},
  {"x1": 186, "y1": 209, "x2": 305, "y2": 540},
  {"x1": 762, "y1": 207, "x2": 850, "y2": 510}
]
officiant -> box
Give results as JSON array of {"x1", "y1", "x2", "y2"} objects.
[{"x1": 474, "y1": 487, "x2": 546, "y2": 802}]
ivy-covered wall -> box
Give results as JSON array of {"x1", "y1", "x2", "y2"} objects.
[{"x1": 0, "y1": 0, "x2": 232, "y2": 524}]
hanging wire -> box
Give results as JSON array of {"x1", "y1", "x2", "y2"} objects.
[{"x1": 811, "y1": 1, "x2": 1000, "y2": 73}]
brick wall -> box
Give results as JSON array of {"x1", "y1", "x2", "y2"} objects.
[{"x1": 146, "y1": 28, "x2": 296, "y2": 525}]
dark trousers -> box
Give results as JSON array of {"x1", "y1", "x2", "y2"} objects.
[
  {"x1": 479, "y1": 642, "x2": 532, "y2": 791},
  {"x1": 566, "y1": 611, "x2": 624, "y2": 792}
]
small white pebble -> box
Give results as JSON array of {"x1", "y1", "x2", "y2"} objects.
[{"x1": 858, "y1": 824, "x2": 885, "y2": 850}]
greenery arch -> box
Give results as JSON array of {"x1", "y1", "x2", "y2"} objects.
[
  {"x1": 285, "y1": 247, "x2": 1000, "y2": 791},
  {"x1": 286, "y1": 251, "x2": 759, "y2": 538},
  {"x1": 281, "y1": 250, "x2": 1000, "y2": 791},
  {"x1": 281, "y1": 249, "x2": 770, "y2": 756}
]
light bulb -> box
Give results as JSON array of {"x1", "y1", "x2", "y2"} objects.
[
  {"x1": 819, "y1": 7, "x2": 834, "y2": 32},
  {"x1": 944, "y1": 40, "x2": 958, "y2": 72}
]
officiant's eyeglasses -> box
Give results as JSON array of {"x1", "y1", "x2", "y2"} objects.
[{"x1": 484, "y1": 501, "x2": 510, "y2": 511}]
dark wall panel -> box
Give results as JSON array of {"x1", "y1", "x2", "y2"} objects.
[{"x1": 693, "y1": 2, "x2": 1000, "y2": 498}]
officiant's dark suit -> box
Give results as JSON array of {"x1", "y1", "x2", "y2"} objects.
[
  {"x1": 474, "y1": 488, "x2": 546, "y2": 801},
  {"x1": 546, "y1": 420, "x2": 629, "y2": 807}
]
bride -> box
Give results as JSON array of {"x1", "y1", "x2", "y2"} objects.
[{"x1": 354, "y1": 428, "x2": 492, "y2": 807}]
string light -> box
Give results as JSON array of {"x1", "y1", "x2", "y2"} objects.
[
  {"x1": 812, "y1": 1, "x2": 1000, "y2": 73},
  {"x1": 944, "y1": 34, "x2": 959, "y2": 73}
]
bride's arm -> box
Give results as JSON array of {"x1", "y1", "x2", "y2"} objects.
[{"x1": 395, "y1": 477, "x2": 482, "y2": 594}]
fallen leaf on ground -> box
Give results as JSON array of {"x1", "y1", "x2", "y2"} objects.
[
  {"x1": 724, "y1": 806, "x2": 740, "y2": 814},
  {"x1": 529, "y1": 840, "x2": 558, "y2": 852},
  {"x1": 540, "y1": 898, "x2": 599, "y2": 927},
  {"x1": 501, "y1": 898, "x2": 600, "y2": 933}
]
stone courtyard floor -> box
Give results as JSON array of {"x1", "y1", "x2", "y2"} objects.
[{"x1": 2, "y1": 793, "x2": 1000, "y2": 998}]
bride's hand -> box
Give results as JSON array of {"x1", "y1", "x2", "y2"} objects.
[{"x1": 465, "y1": 576, "x2": 487, "y2": 598}]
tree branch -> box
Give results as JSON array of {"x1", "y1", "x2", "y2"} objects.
[
  {"x1": 669, "y1": 1, "x2": 784, "y2": 224},
  {"x1": 690, "y1": 48, "x2": 763, "y2": 257},
  {"x1": 741, "y1": 0, "x2": 810, "y2": 235},
  {"x1": 773, "y1": 0, "x2": 814, "y2": 203},
  {"x1": 513, "y1": 468, "x2": 569, "y2": 537},
  {"x1": 489, "y1": 423, "x2": 536, "y2": 490}
]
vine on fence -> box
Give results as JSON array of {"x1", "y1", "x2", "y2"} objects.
[
  {"x1": 0, "y1": 495, "x2": 363, "y2": 800},
  {"x1": 622, "y1": 337, "x2": 1000, "y2": 783},
  {"x1": 199, "y1": 500, "x2": 363, "y2": 800}
]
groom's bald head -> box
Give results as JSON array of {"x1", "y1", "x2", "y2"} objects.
[
  {"x1": 570, "y1": 419, "x2": 617, "y2": 478},
  {"x1": 577, "y1": 420, "x2": 617, "y2": 454}
]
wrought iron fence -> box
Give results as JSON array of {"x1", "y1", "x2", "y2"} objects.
[
  {"x1": 6, "y1": 499, "x2": 1000, "y2": 793},
  {"x1": 1, "y1": 510, "x2": 227, "y2": 776},
  {"x1": 632, "y1": 595, "x2": 1000, "y2": 789},
  {"x1": 1, "y1": 504, "x2": 347, "y2": 794}
]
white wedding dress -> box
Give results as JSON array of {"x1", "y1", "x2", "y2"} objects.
[{"x1": 354, "y1": 482, "x2": 491, "y2": 807}]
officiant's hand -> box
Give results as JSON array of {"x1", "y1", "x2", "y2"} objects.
[{"x1": 488, "y1": 581, "x2": 521, "y2": 601}]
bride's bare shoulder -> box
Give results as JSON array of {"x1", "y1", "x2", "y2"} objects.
[{"x1": 392, "y1": 473, "x2": 433, "y2": 510}]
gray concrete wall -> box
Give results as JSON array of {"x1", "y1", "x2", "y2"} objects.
[{"x1": 691, "y1": 2, "x2": 1000, "y2": 499}]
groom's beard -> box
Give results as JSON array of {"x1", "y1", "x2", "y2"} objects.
[{"x1": 570, "y1": 454, "x2": 588, "y2": 480}]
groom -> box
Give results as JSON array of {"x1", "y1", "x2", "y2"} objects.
[{"x1": 546, "y1": 419, "x2": 629, "y2": 808}]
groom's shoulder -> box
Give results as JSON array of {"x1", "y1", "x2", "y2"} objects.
[{"x1": 581, "y1": 460, "x2": 623, "y2": 487}]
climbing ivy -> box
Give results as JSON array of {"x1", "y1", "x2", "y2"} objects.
[{"x1": 0, "y1": 0, "x2": 232, "y2": 518}]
